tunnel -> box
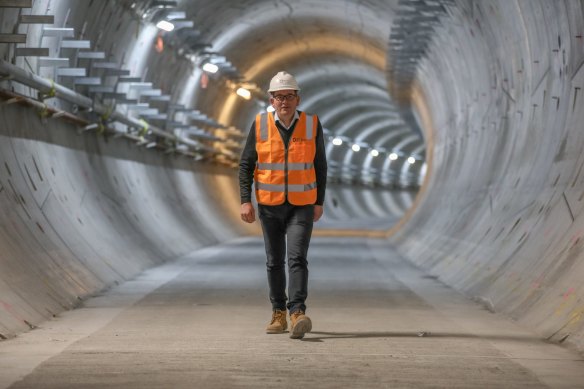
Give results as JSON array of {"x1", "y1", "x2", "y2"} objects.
[{"x1": 1, "y1": 0, "x2": 584, "y2": 387}]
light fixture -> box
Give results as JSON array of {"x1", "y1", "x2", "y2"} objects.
[
  {"x1": 389, "y1": 153, "x2": 398, "y2": 160},
  {"x1": 351, "y1": 144, "x2": 361, "y2": 152},
  {"x1": 156, "y1": 20, "x2": 175, "y2": 31},
  {"x1": 202, "y1": 62, "x2": 218, "y2": 73},
  {"x1": 266, "y1": 106, "x2": 275, "y2": 112},
  {"x1": 370, "y1": 149, "x2": 379, "y2": 157},
  {"x1": 236, "y1": 87, "x2": 251, "y2": 100},
  {"x1": 408, "y1": 156, "x2": 416, "y2": 164},
  {"x1": 332, "y1": 137, "x2": 343, "y2": 146}
]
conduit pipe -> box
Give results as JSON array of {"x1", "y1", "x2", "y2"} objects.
[{"x1": 0, "y1": 59, "x2": 218, "y2": 157}]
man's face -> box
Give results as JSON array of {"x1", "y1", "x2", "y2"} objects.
[{"x1": 270, "y1": 89, "x2": 300, "y2": 119}]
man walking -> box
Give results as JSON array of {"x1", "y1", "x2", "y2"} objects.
[{"x1": 239, "y1": 71, "x2": 327, "y2": 339}]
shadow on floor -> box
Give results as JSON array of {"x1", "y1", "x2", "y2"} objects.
[{"x1": 301, "y1": 331, "x2": 543, "y2": 344}]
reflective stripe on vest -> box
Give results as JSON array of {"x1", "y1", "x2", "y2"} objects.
[
  {"x1": 255, "y1": 181, "x2": 317, "y2": 193},
  {"x1": 257, "y1": 162, "x2": 314, "y2": 171},
  {"x1": 254, "y1": 111, "x2": 317, "y2": 205},
  {"x1": 305, "y1": 114, "x2": 314, "y2": 140},
  {"x1": 257, "y1": 162, "x2": 286, "y2": 170},
  {"x1": 259, "y1": 113, "x2": 268, "y2": 141}
]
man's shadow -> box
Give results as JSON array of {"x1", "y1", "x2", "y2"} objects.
[{"x1": 301, "y1": 331, "x2": 541, "y2": 343}]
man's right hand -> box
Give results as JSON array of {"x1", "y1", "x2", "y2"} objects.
[{"x1": 240, "y1": 202, "x2": 256, "y2": 223}]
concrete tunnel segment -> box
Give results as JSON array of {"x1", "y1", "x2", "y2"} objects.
[{"x1": 0, "y1": 0, "x2": 583, "y2": 357}]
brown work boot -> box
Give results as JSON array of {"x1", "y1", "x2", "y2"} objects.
[
  {"x1": 266, "y1": 309, "x2": 287, "y2": 334},
  {"x1": 290, "y1": 310, "x2": 312, "y2": 339}
]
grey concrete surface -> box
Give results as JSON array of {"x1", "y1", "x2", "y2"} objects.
[
  {"x1": 0, "y1": 0, "x2": 584, "y2": 378},
  {"x1": 2, "y1": 237, "x2": 583, "y2": 389},
  {"x1": 391, "y1": 0, "x2": 584, "y2": 353},
  {"x1": 2, "y1": 0, "x2": 584, "y2": 379}
]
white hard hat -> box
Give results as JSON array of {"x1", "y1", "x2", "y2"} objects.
[{"x1": 268, "y1": 71, "x2": 300, "y2": 93}]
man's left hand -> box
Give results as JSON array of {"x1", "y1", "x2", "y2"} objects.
[{"x1": 314, "y1": 205, "x2": 324, "y2": 222}]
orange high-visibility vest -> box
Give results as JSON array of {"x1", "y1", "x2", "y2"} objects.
[{"x1": 254, "y1": 112, "x2": 318, "y2": 205}]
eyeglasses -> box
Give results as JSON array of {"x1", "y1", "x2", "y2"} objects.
[{"x1": 272, "y1": 94, "x2": 298, "y2": 102}]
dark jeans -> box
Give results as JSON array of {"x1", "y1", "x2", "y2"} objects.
[{"x1": 258, "y1": 203, "x2": 314, "y2": 314}]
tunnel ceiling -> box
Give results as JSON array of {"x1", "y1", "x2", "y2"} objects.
[
  {"x1": 0, "y1": 0, "x2": 428, "y2": 188},
  {"x1": 3, "y1": 0, "x2": 584, "y2": 353},
  {"x1": 139, "y1": 0, "x2": 427, "y2": 188},
  {"x1": 0, "y1": 0, "x2": 436, "y2": 192}
]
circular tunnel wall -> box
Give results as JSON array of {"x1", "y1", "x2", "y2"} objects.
[
  {"x1": 1, "y1": 0, "x2": 583, "y2": 356},
  {"x1": 390, "y1": 0, "x2": 584, "y2": 352},
  {"x1": 0, "y1": 0, "x2": 419, "y2": 339}
]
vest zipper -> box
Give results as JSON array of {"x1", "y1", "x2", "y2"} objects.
[
  {"x1": 280, "y1": 116, "x2": 298, "y2": 204},
  {"x1": 284, "y1": 146, "x2": 288, "y2": 202}
]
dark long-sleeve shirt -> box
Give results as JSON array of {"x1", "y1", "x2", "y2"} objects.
[{"x1": 239, "y1": 111, "x2": 328, "y2": 206}]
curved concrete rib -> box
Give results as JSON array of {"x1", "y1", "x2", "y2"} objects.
[
  {"x1": 390, "y1": 0, "x2": 584, "y2": 352},
  {"x1": 0, "y1": 0, "x2": 582, "y2": 361}
]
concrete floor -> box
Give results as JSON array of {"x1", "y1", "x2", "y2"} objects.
[{"x1": 1, "y1": 237, "x2": 583, "y2": 389}]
